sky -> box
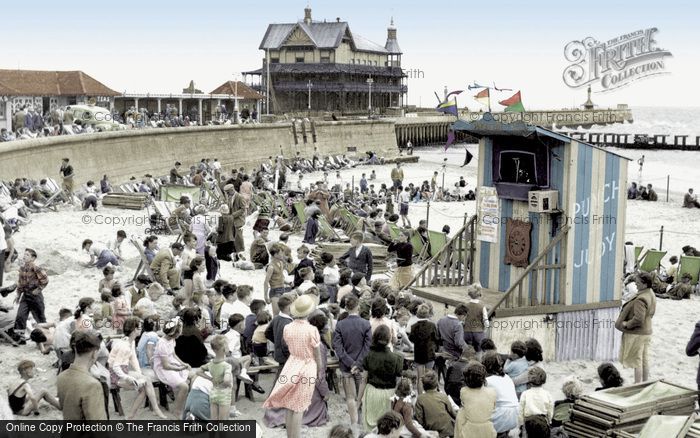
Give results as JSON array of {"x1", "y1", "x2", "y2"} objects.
[{"x1": 2, "y1": 0, "x2": 698, "y2": 109}]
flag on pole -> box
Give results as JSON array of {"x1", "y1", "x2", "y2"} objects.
[
  {"x1": 474, "y1": 88, "x2": 490, "y2": 107},
  {"x1": 445, "y1": 90, "x2": 464, "y2": 100},
  {"x1": 498, "y1": 91, "x2": 525, "y2": 112},
  {"x1": 461, "y1": 148, "x2": 474, "y2": 167},
  {"x1": 436, "y1": 100, "x2": 458, "y2": 116},
  {"x1": 444, "y1": 130, "x2": 456, "y2": 151}
]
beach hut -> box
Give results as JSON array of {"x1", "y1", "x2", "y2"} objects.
[{"x1": 417, "y1": 113, "x2": 630, "y2": 361}]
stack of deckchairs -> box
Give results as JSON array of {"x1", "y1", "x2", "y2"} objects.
[
  {"x1": 311, "y1": 242, "x2": 389, "y2": 274},
  {"x1": 564, "y1": 380, "x2": 698, "y2": 437},
  {"x1": 102, "y1": 192, "x2": 150, "y2": 210}
]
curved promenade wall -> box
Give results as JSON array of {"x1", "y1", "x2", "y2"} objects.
[{"x1": 0, "y1": 120, "x2": 398, "y2": 184}]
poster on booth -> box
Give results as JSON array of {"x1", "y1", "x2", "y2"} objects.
[{"x1": 477, "y1": 186, "x2": 499, "y2": 243}]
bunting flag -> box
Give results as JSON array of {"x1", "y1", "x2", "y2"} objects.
[
  {"x1": 462, "y1": 148, "x2": 474, "y2": 167},
  {"x1": 445, "y1": 90, "x2": 464, "y2": 100},
  {"x1": 444, "y1": 130, "x2": 456, "y2": 151},
  {"x1": 436, "y1": 100, "x2": 458, "y2": 116},
  {"x1": 498, "y1": 91, "x2": 525, "y2": 112},
  {"x1": 474, "y1": 88, "x2": 490, "y2": 107}
]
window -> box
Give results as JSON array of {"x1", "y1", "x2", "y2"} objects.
[
  {"x1": 270, "y1": 58, "x2": 279, "y2": 64},
  {"x1": 296, "y1": 56, "x2": 305, "y2": 63},
  {"x1": 0, "y1": 101, "x2": 5, "y2": 120},
  {"x1": 374, "y1": 60, "x2": 378, "y2": 66},
  {"x1": 351, "y1": 59, "x2": 355, "y2": 64},
  {"x1": 320, "y1": 56, "x2": 330, "y2": 63}
]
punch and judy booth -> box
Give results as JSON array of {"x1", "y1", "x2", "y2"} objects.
[{"x1": 453, "y1": 113, "x2": 630, "y2": 361}]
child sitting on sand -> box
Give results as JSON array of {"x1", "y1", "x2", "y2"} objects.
[
  {"x1": 94, "y1": 291, "x2": 113, "y2": 327},
  {"x1": 7, "y1": 360, "x2": 61, "y2": 415},
  {"x1": 518, "y1": 367, "x2": 554, "y2": 432},
  {"x1": 30, "y1": 308, "x2": 73, "y2": 354}
]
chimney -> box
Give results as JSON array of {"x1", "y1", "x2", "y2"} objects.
[
  {"x1": 304, "y1": 5, "x2": 312, "y2": 25},
  {"x1": 336, "y1": 17, "x2": 340, "y2": 22}
]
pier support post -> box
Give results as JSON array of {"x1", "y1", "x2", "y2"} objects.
[{"x1": 674, "y1": 135, "x2": 688, "y2": 148}]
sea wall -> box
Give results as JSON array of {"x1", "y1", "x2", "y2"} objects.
[{"x1": 0, "y1": 120, "x2": 398, "y2": 184}]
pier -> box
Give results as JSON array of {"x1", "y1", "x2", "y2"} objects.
[
  {"x1": 560, "y1": 132, "x2": 700, "y2": 150},
  {"x1": 393, "y1": 107, "x2": 634, "y2": 147}
]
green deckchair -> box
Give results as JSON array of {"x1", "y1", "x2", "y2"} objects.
[
  {"x1": 428, "y1": 231, "x2": 448, "y2": 258},
  {"x1": 293, "y1": 202, "x2": 307, "y2": 226},
  {"x1": 679, "y1": 256, "x2": 700, "y2": 285},
  {"x1": 638, "y1": 250, "x2": 666, "y2": 273},
  {"x1": 388, "y1": 224, "x2": 402, "y2": 239},
  {"x1": 318, "y1": 216, "x2": 340, "y2": 241},
  {"x1": 634, "y1": 246, "x2": 644, "y2": 262},
  {"x1": 410, "y1": 231, "x2": 425, "y2": 258}
]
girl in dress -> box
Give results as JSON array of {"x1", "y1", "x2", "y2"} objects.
[
  {"x1": 153, "y1": 317, "x2": 192, "y2": 419},
  {"x1": 263, "y1": 295, "x2": 323, "y2": 438},
  {"x1": 108, "y1": 316, "x2": 167, "y2": 419},
  {"x1": 111, "y1": 284, "x2": 130, "y2": 334}
]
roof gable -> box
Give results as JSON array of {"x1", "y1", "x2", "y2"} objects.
[
  {"x1": 209, "y1": 81, "x2": 264, "y2": 100},
  {"x1": 283, "y1": 24, "x2": 317, "y2": 46}
]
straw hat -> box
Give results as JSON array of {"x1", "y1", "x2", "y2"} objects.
[{"x1": 290, "y1": 294, "x2": 317, "y2": 318}]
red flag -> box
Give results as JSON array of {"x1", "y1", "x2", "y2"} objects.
[{"x1": 498, "y1": 91, "x2": 522, "y2": 107}]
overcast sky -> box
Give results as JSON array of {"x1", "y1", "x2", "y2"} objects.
[{"x1": 2, "y1": 0, "x2": 696, "y2": 109}]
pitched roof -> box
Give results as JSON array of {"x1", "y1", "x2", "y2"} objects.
[
  {"x1": 385, "y1": 38, "x2": 402, "y2": 54},
  {"x1": 259, "y1": 21, "x2": 388, "y2": 54},
  {"x1": 209, "y1": 81, "x2": 265, "y2": 100},
  {"x1": 0, "y1": 69, "x2": 119, "y2": 96}
]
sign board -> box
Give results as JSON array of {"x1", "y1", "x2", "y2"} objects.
[{"x1": 477, "y1": 186, "x2": 499, "y2": 243}]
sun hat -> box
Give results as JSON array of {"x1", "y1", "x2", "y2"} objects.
[{"x1": 290, "y1": 294, "x2": 317, "y2": 318}]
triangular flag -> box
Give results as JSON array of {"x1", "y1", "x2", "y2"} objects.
[
  {"x1": 462, "y1": 149, "x2": 474, "y2": 167},
  {"x1": 444, "y1": 130, "x2": 456, "y2": 151},
  {"x1": 474, "y1": 88, "x2": 490, "y2": 107},
  {"x1": 445, "y1": 90, "x2": 464, "y2": 100},
  {"x1": 498, "y1": 91, "x2": 525, "y2": 112},
  {"x1": 436, "y1": 100, "x2": 458, "y2": 116}
]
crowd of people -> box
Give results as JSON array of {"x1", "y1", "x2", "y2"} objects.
[
  {"x1": 0, "y1": 150, "x2": 696, "y2": 438},
  {"x1": 0, "y1": 104, "x2": 259, "y2": 143}
]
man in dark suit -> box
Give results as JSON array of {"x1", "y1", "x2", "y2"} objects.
[
  {"x1": 292, "y1": 245, "x2": 314, "y2": 288},
  {"x1": 339, "y1": 232, "x2": 373, "y2": 282},
  {"x1": 686, "y1": 320, "x2": 700, "y2": 392},
  {"x1": 224, "y1": 184, "x2": 246, "y2": 254}
]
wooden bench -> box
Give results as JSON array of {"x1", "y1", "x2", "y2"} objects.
[{"x1": 110, "y1": 381, "x2": 170, "y2": 416}]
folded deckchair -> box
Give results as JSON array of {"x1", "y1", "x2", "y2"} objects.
[
  {"x1": 679, "y1": 256, "x2": 700, "y2": 285},
  {"x1": 638, "y1": 250, "x2": 666, "y2": 273},
  {"x1": 638, "y1": 414, "x2": 696, "y2": 438}
]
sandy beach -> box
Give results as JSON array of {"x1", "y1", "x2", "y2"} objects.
[{"x1": 1, "y1": 147, "x2": 699, "y2": 437}]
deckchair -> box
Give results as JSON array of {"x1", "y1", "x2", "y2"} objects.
[
  {"x1": 635, "y1": 246, "x2": 644, "y2": 262},
  {"x1": 152, "y1": 201, "x2": 179, "y2": 235},
  {"x1": 410, "y1": 231, "x2": 426, "y2": 259},
  {"x1": 638, "y1": 250, "x2": 666, "y2": 273},
  {"x1": 293, "y1": 202, "x2": 307, "y2": 228},
  {"x1": 318, "y1": 216, "x2": 341, "y2": 241},
  {"x1": 428, "y1": 231, "x2": 448, "y2": 258},
  {"x1": 130, "y1": 238, "x2": 156, "y2": 283},
  {"x1": 388, "y1": 223, "x2": 402, "y2": 239},
  {"x1": 679, "y1": 256, "x2": 700, "y2": 285}
]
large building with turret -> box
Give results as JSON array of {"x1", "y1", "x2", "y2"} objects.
[{"x1": 244, "y1": 6, "x2": 406, "y2": 114}]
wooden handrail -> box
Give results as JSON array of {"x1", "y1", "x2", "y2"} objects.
[
  {"x1": 400, "y1": 215, "x2": 477, "y2": 292},
  {"x1": 487, "y1": 225, "x2": 570, "y2": 318}
]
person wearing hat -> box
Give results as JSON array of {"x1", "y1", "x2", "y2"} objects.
[
  {"x1": 56, "y1": 330, "x2": 107, "y2": 420},
  {"x1": 170, "y1": 161, "x2": 183, "y2": 184},
  {"x1": 223, "y1": 184, "x2": 246, "y2": 256},
  {"x1": 150, "y1": 242, "x2": 184, "y2": 293},
  {"x1": 263, "y1": 295, "x2": 323, "y2": 437},
  {"x1": 216, "y1": 204, "x2": 236, "y2": 261}
]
